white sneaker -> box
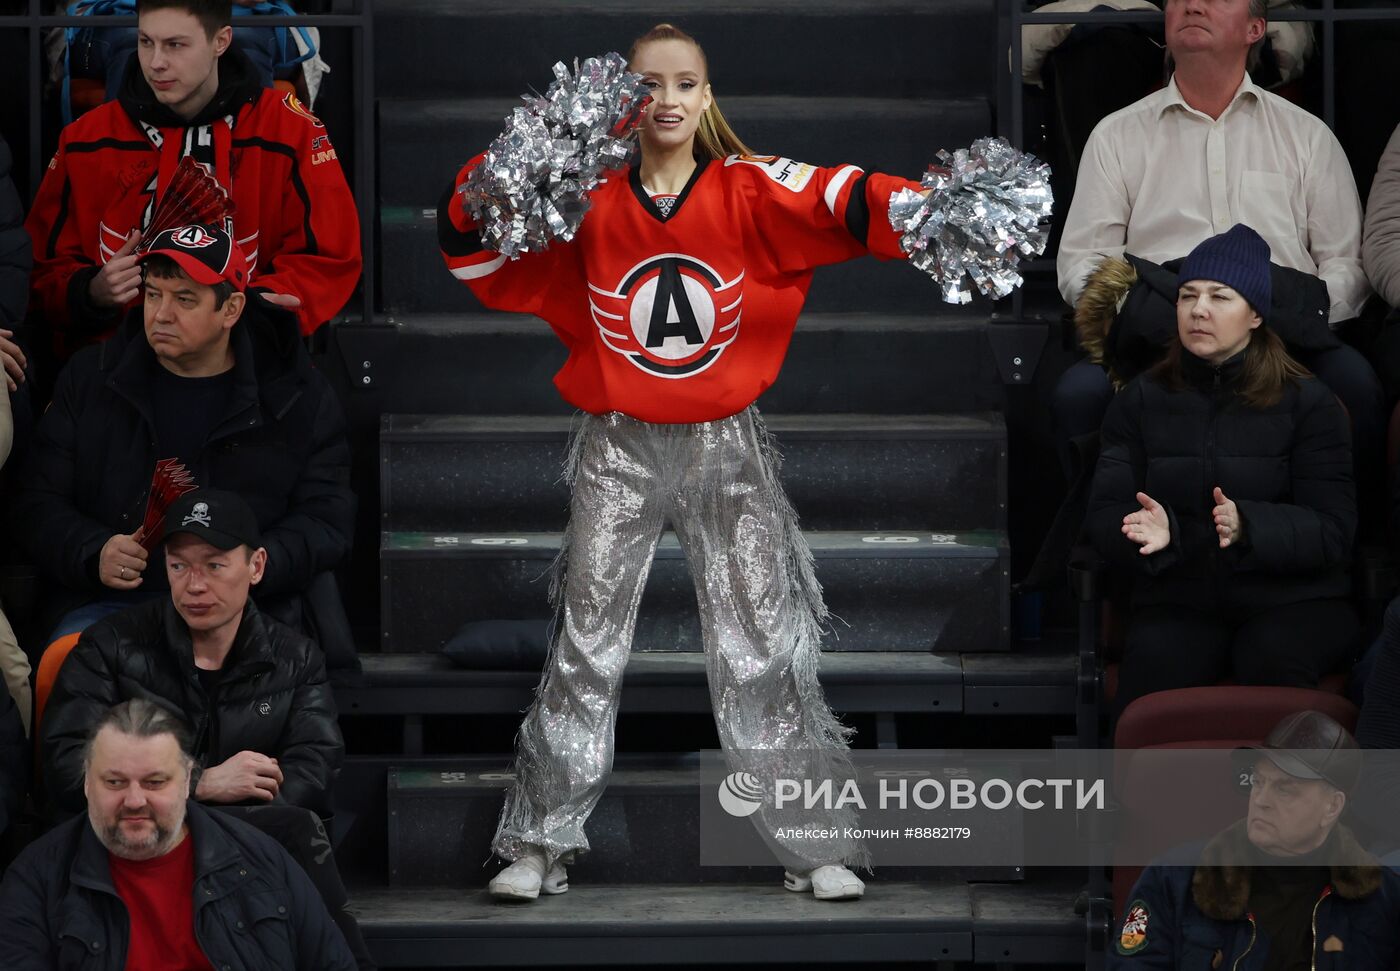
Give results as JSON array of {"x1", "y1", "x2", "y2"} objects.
[
  {"x1": 488, "y1": 853, "x2": 569, "y2": 901},
  {"x1": 784, "y1": 864, "x2": 865, "y2": 900}
]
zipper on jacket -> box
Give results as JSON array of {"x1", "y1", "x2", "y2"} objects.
[
  {"x1": 1310, "y1": 886, "x2": 1332, "y2": 971},
  {"x1": 1232, "y1": 912, "x2": 1257, "y2": 971},
  {"x1": 1207, "y1": 367, "x2": 1222, "y2": 577}
]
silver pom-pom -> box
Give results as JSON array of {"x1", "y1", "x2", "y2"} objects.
[
  {"x1": 461, "y1": 52, "x2": 652, "y2": 258},
  {"x1": 888, "y1": 136, "x2": 1053, "y2": 304}
]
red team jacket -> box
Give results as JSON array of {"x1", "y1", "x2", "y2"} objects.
[
  {"x1": 440, "y1": 153, "x2": 919, "y2": 423},
  {"x1": 26, "y1": 81, "x2": 360, "y2": 348}
]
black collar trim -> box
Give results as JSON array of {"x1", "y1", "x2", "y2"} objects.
[{"x1": 629, "y1": 158, "x2": 709, "y2": 224}]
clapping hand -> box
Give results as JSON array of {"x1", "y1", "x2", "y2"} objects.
[
  {"x1": 1122, "y1": 491, "x2": 1171, "y2": 555},
  {"x1": 1212, "y1": 487, "x2": 1243, "y2": 549}
]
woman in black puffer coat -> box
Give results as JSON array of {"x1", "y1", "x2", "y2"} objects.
[{"x1": 1086, "y1": 224, "x2": 1358, "y2": 720}]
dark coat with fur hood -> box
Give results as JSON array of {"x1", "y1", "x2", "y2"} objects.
[
  {"x1": 1109, "y1": 821, "x2": 1400, "y2": 969},
  {"x1": 1075, "y1": 254, "x2": 1336, "y2": 388}
]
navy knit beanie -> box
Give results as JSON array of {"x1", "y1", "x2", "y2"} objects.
[{"x1": 1178, "y1": 224, "x2": 1272, "y2": 317}]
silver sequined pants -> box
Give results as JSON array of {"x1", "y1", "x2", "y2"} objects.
[{"x1": 492, "y1": 407, "x2": 865, "y2": 872}]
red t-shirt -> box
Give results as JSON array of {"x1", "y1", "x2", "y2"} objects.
[{"x1": 107, "y1": 833, "x2": 215, "y2": 971}]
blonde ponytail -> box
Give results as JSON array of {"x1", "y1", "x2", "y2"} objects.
[{"x1": 695, "y1": 98, "x2": 752, "y2": 161}]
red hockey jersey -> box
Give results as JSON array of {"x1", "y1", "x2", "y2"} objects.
[
  {"x1": 440, "y1": 153, "x2": 920, "y2": 423},
  {"x1": 26, "y1": 85, "x2": 360, "y2": 349}
]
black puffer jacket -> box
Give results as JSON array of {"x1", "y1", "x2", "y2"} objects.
[
  {"x1": 1086, "y1": 348, "x2": 1355, "y2": 609},
  {"x1": 41, "y1": 598, "x2": 342, "y2": 817},
  {"x1": 8, "y1": 297, "x2": 354, "y2": 630},
  {"x1": 0, "y1": 800, "x2": 356, "y2": 971}
]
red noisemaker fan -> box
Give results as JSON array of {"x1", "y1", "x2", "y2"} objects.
[
  {"x1": 136, "y1": 157, "x2": 236, "y2": 251},
  {"x1": 135, "y1": 459, "x2": 199, "y2": 551}
]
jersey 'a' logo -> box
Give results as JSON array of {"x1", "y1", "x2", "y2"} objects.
[{"x1": 589, "y1": 254, "x2": 743, "y2": 378}]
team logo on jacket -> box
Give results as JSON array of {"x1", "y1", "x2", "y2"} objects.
[
  {"x1": 282, "y1": 91, "x2": 325, "y2": 128},
  {"x1": 1115, "y1": 900, "x2": 1149, "y2": 955},
  {"x1": 588, "y1": 254, "x2": 742, "y2": 378}
]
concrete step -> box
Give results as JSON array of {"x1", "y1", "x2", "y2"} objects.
[
  {"x1": 365, "y1": 311, "x2": 1004, "y2": 416},
  {"x1": 373, "y1": 0, "x2": 997, "y2": 100},
  {"x1": 355, "y1": 879, "x2": 980, "y2": 967},
  {"x1": 379, "y1": 529, "x2": 1009, "y2": 654},
  {"x1": 335, "y1": 650, "x2": 968, "y2": 721},
  {"x1": 387, "y1": 755, "x2": 768, "y2": 888},
  {"x1": 350, "y1": 868, "x2": 1084, "y2": 966},
  {"x1": 385, "y1": 754, "x2": 1017, "y2": 889},
  {"x1": 379, "y1": 412, "x2": 1006, "y2": 533}
]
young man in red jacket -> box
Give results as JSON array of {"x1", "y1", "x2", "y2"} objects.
[{"x1": 25, "y1": 0, "x2": 360, "y2": 361}]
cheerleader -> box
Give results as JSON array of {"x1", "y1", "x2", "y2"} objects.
[{"x1": 440, "y1": 23, "x2": 934, "y2": 903}]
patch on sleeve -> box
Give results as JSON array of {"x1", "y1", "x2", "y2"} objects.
[
  {"x1": 1115, "y1": 900, "x2": 1149, "y2": 956},
  {"x1": 281, "y1": 91, "x2": 325, "y2": 129},
  {"x1": 724, "y1": 153, "x2": 816, "y2": 193}
]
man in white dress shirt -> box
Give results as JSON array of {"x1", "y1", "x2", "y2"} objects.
[{"x1": 1053, "y1": 0, "x2": 1382, "y2": 500}]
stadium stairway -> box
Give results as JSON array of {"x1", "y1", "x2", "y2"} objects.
[{"x1": 335, "y1": 0, "x2": 1086, "y2": 965}]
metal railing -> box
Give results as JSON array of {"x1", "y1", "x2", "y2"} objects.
[{"x1": 0, "y1": 0, "x2": 376, "y2": 324}]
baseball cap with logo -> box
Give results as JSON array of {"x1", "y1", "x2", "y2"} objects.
[
  {"x1": 163, "y1": 489, "x2": 262, "y2": 551},
  {"x1": 140, "y1": 224, "x2": 248, "y2": 291}
]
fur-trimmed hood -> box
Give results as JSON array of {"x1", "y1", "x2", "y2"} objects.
[
  {"x1": 1071, "y1": 252, "x2": 1337, "y2": 389},
  {"x1": 1074, "y1": 255, "x2": 1138, "y2": 382},
  {"x1": 1191, "y1": 821, "x2": 1382, "y2": 920}
]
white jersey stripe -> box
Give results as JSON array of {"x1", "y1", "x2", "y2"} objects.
[
  {"x1": 823, "y1": 164, "x2": 863, "y2": 219},
  {"x1": 451, "y1": 254, "x2": 508, "y2": 280}
]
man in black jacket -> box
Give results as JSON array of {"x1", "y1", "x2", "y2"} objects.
[
  {"x1": 0, "y1": 698, "x2": 356, "y2": 970},
  {"x1": 9, "y1": 222, "x2": 357, "y2": 667},
  {"x1": 40, "y1": 487, "x2": 375, "y2": 968},
  {"x1": 42, "y1": 488, "x2": 341, "y2": 815}
]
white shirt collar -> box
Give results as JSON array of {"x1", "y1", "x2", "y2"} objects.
[{"x1": 1159, "y1": 71, "x2": 1261, "y2": 121}]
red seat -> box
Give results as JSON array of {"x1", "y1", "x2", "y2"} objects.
[
  {"x1": 1110, "y1": 685, "x2": 1358, "y2": 918},
  {"x1": 1102, "y1": 662, "x2": 1348, "y2": 707}
]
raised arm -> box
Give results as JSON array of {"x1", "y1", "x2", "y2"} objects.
[{"x1": 730, "y1": 155, "x2": 920, "y2": 274}]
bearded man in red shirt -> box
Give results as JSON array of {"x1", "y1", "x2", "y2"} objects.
[{"x1": 0, "y1": 698, "x2": 357, "y2": 970}]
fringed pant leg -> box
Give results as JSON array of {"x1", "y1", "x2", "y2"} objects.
[
  {"x1": 491, "y1": 413, "x2": 667, "y2": 868},
  {"x1": 670, "y1": 408, "x2": 868, "y2": 872}
]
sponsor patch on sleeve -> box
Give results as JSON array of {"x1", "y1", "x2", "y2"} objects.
[
  {"x1": 724, "y1": 154, "x2": 816, "y2": 193},
  {"x1": 1115, "y1": 900, "x2": 1149, "y2": 956}
]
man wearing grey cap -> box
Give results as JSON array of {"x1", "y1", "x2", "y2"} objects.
[
  {"x1": 1109, "y1": 710, "x2": 1400, "y2": 969},
  {"x1": 39, "y1": 488, "x2": 375, "y2": 970}
]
